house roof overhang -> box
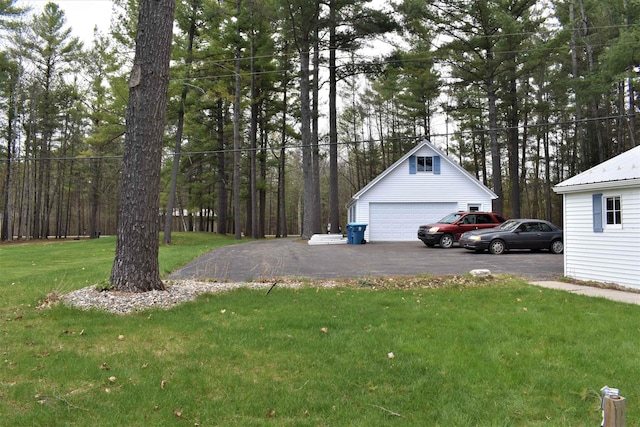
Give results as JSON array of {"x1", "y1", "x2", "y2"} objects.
[
  {"x1": 554, "y1": 146, "x2": 640, "y2": 194},
  {"x1": 553, "y1": 177, "x2": 640, "y2": 194}
]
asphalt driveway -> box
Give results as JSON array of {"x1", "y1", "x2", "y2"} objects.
[{"x1": 168, "y1": 238, "x2": 564, "y2": 282}]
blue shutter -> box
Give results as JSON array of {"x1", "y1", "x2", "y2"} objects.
[
  {"x1": 433, "y1": 155, "x2": 441, "y2": 175},
  {"x1": 592, "y1": 193, "x2": 603, "y2": 232},
  {"x1": 409, "y1": 155, "x2": 416, "y2": 174}
]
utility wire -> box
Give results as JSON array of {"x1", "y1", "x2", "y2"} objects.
[{"x1": 2, "y1": 112, "x2": 633, "y2": 163}]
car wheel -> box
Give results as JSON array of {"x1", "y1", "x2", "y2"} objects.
[
  {"x1": 439, "y1": 234, "x2": 454, "y2": 249},
  {"x1": 550, "y1": 240, "x2": 563, "y2": 254},
  {"x1": 489, "y1": 239, "x2": 506, "y2": 255}
]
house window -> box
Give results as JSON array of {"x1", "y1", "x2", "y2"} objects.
[
  {"x1": 605, "y1": 196, "x2": 622, "y2": 226},
  {"x1": 417, "y1": 156, "x2": 433, "y2": 172},
  {"x1": 409, "y1": 155, "x2": 440, "y2": 174}
]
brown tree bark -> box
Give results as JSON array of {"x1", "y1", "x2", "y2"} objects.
[
  {"x1": 216, "y1": 99, "x2": 228, "y2": 235},
  {"x1": 164, "y1": 0, "x2": 198, "y2": 244},
  {"x1": 276, "y1": 49, "x2": 289, "y2": 238},
  {"x1": 328, "y1": 0, "x2": 340, "y2": 234},
  {"x1": 233, "y1": 0, "x2": 242, "y2": 240},
  {"x1": 110, "y1": 0, "x2": 176, "y2": 292}
]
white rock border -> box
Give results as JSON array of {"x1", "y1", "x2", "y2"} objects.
[{"x1": 60, "y1": 280, "x2": 339, "y2": 315}]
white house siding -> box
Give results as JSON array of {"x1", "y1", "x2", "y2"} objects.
[
  {"x1": 563, "y1": 188, "x2": 640, "y2": 289},
  {"x1": 352, "y1": 145, "x2": 494, "y2": 242}
]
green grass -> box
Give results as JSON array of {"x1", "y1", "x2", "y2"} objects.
[
  {"x1": 0, "y1": 233, "x2": 240, "y2": 307},
  {"x1": 1, "y1": 235, "x2": 639, "y2": 426}
]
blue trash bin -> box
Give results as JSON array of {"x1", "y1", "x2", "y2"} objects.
[
  {"x1": 346, "y1": 223, "x2": 354, "y2": 244},
  {"x1": 347, "y1": 223, "x2": 367, "y2": 244}
]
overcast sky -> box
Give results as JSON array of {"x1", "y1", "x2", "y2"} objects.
[{"x1": 17, "y1": 0, "x2": 113, "y2": 43}]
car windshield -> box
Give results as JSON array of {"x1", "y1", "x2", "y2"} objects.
[
  {"x1": 437, "y1": 213, "x2": 462, "y2": 224},
  {"x1": 498, "y1": 220, "x2": 521, "y2": 231}
]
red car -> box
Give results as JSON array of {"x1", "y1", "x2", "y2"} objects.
[{"x1": 417, "y1": 211, "x2": 506, "y2": 248}]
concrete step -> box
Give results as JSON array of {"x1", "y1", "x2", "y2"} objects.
[{"x1": 308, "y1": 234, "x2": 348, "y2": 245}]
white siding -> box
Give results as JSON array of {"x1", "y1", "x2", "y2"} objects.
[
  {"x1": 368, "y1": 202, "x2": 457, "y2": 241},
  {"x1": 362, "y1": 147, "x2": 492, "y2": 205},
  {"x1": 353, "y1": 146, "x2": 494, "y2": 241},
  {"x1": 563, "y1": 187, "x2": 640, "y2": 289}
]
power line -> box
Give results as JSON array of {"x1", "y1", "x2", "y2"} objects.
[{"x1": 2, "y1": 112, "x2": 633, "y2": 163}]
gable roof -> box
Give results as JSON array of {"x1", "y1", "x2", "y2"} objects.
[
  {"x1": 348, "y1": 139, "x2": 498, "y2": 206},
  {"x1": 554, "y1": 145, "x2": 640, "y2": 193}
]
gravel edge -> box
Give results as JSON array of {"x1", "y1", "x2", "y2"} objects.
[{"x1": 59, "y1": 280, "x2": 340, "y2": 315}]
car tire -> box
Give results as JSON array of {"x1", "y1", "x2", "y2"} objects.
[
  {"x1": 489, "y1": 239, "x2": 506, "y2": 255},
  {"x1": 550, "y1": 240, "x2": 563, "y2": 254},
  {"x1": 439, "y1": 234, "x2": 454, "y2": 249}
]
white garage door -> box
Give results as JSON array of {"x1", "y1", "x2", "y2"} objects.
[{"x1": 368, "y1": 202, "x2": 458, "y2": 241}]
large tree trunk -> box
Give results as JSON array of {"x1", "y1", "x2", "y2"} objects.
[
  {"x1": 487, "y1": 75, "x2": 503, "y2": 215},
  {"x1": 328, "y1": 0, "x2": 340, "y2": 234},
  {"x1": 164, "y1": 0, "x2": 197, "y2": 244},
  {"x1": 277, "y1": 53, "x2": 289, "y2": 238},
  {"x1": 311, "y1": 28, "x2": 322, "y2": 236},
  {"x1": 2, "y1": 138, "x2": 12, "y2": 241},
  {"x1": 482, "y1": 38, "x2": 503, "y2": 215},
  {"x1": 506, "y1": 65, "x2": 520, "y2": 218},
  {"x1": 233, "y1": 0, "x2": 242, "y2": 240},
  {"x1": 249, "y1": 19, "x2": 259, "y2": 239},
  {"x1": 284, "y1": 0, "x2": 320, "y2": 239},
  {"x1": 300, "y1": 47, "x2": 315, "y2": 240},
  {"x1": 259, "y1": 110, "x2": 267, "y2": 238},
  {"x1": 569, "y1": 0, "x2": 583, "y2": 174},
  {"x1": 163, "y1": 90, "x2": 185, "y2": 245},
  {"x1": 110, "y1": 0, "x2": 176, "y2": 292},
  {"x1": 2, "y1": 91, "x2": 16, "y2": 241},
  {"x1": 89, "y1": 158, "x2": 101, "y2": 238},
  {"x1": 216, "y1": 99, "x2": 227, "y2": 234}
]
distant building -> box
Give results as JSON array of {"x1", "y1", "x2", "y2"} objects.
[{"x1": 347, "y1": 140, "x2": 497, "y2": 242}]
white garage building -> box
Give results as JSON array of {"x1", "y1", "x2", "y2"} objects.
[
  {"x1": 347, "y1": 140, "x2": 498, "y2": 242},
  {"x1": 553, "y1": 145, "x2": 640, "y2": 289}
]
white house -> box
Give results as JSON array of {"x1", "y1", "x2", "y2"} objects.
[
  {"x1": 554, "y1": 145, "x2": 640, "y2": 289},
  {"x1": 346, "y1": 140, "x2": 498, "y2": 242}
]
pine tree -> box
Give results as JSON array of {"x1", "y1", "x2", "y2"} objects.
[{"x1": 110, "y1": 0, "x2": 176, "y2": 292}]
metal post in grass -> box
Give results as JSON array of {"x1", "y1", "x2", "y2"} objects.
[{"x1": 603, "y1": 394, "x2": 626, "y2": 427}]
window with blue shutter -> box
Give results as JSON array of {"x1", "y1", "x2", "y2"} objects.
[
  {"x1": 410, "y1": 155, "x2": 440, "y2": 174},
  {"x1": 409, "y1": 156, "x2": 416, "y2": 174},
  {"x1": 592, "y1": 193, "x2": 603, "y2": 232}
]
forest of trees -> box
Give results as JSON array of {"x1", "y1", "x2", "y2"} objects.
[{"x1": 1, "y1": 0, "x2": 639, "y2": 242}]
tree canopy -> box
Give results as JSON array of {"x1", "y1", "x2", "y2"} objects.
[{"x1": 1, "y1": 0, "x2": 638, "y2": 273}]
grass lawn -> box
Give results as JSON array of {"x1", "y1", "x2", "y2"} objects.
[{"x1": 1, "y1": 234, "x2": 638, "y2": 426}]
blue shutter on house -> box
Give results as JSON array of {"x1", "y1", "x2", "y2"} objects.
[
  {"x1": 409, "y1": 155, "x2": 416, "y2": 174},
  {"x1": 592, "y1": 193, "x2": 603, "y2": 232},
  {"x1": 433, "y1": 155, "x2": 441, "y2": 175}
]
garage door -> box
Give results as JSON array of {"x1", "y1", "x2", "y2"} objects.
[{"x1": 368, "y1": 202, "x2": 458, "y2": 241}]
